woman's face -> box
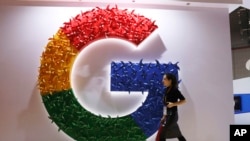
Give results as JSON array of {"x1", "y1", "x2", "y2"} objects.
[{"x1": 162, "y1": 75, "x2": 172, "y2": 87}]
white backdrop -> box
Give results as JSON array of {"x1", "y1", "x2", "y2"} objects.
[{"x1": 0, "y1": 5, "x2": 234, "y2": 141}]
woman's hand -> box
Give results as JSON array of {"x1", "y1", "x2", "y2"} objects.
[
  {"x1": 167, "y1": 100, "x2": 186, "y2": 108},
  {"x1": 160, "y1": 115, "x2": 166, "y2": 124},
  {"x1": 167, "y1": 102, "x2": 175, "y2": 108}
]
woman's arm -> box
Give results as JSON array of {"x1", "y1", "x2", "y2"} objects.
[
  {"x1": 167, "y1": 99, "x2": 186, "y2": 108},
  {"x1": 161, "y1": 106, "x2": 167, "y2": 124}
]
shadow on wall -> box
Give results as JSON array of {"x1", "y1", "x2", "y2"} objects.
[{"x1": 18, "y1": 84, "x2": 72, "y2": 141}]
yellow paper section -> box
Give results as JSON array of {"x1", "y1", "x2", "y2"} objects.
[{"x1": 38, "y1": 30, "x2": 78, "y2": 95}]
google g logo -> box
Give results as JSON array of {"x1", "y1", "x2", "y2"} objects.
[{"x1": 38, "y1": 6, "x2": 179, "y2": 141}]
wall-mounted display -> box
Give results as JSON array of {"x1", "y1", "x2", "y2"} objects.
[{"x1": 37, "y1": 5, "x2": 168, "y2": 141}]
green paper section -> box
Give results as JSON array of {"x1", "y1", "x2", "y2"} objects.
[{"x1": 42, "y1": 89, "x2": 147, "y2": 141}]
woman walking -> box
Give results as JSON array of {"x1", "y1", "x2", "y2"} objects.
[{"x1": 157, "y1": 73, "x2": 187, "y2": 141}]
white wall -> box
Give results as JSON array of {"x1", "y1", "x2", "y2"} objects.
[
  {"x1": 229, "y1": 0, "x2": 250, "y2": 12},
  {"x1": 0, "y1": 5, "x2": 234, "y2": 141}
]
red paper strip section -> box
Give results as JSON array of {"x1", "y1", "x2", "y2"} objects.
[{"x1": 61, "y1": 5, "x2": 158, "y2": 50}]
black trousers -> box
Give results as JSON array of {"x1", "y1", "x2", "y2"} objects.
[{"x1": 159, "y1": 112, "x2": 186, "y2": 141}]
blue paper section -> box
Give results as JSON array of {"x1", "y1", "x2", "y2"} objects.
[
  {"x1": 234, "y1": 94, "x2": 250, "y2": 114},
  {"x1": 110, "y1": 59, "x2": 180, "y2": 137}
]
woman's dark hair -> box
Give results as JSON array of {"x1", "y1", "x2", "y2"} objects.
[{"x1": 165, "y1": 73, "x2": 178, "y2": 88}]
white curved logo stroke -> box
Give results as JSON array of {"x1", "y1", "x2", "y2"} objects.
[{"x1": 70, "y1": 30, "x2": 166, "y2": 118}]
